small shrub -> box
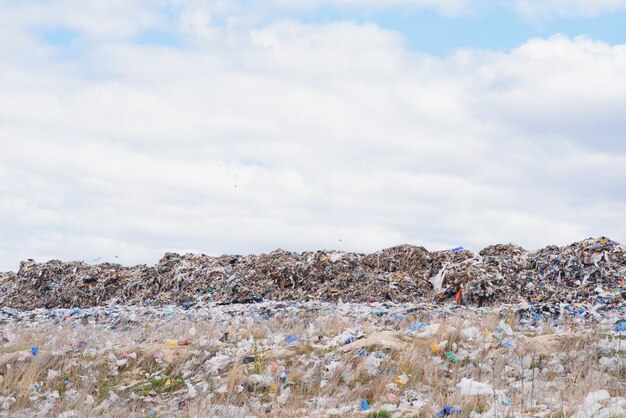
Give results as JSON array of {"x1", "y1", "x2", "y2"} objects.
[{"x1": 367, "y1": 410, "x2": 391, "y2": 418}]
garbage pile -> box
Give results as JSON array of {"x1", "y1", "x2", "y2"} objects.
[
  {"x1": 0, "y1": 301, "x2": 624, "y2": 417},
  {"x1": 0, "y1": 237, "x2": 624, "y2": 309}
]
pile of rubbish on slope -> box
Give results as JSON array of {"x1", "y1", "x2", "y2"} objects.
[
  {"x1": 0, "y1": 301, "x2": 625, "y2": 417},
  {"x1": 0, "y1": 237, "x2": 624, "y2": 309}
]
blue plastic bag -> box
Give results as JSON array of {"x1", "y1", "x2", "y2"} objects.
[
  {"x1": 436, "y1": 406, "x2": 462, "y2": 417},
  {"x1": 283, "y1": 335, "x2": 298, "y2": 345},
  {"x1": 410, "y1": 321, "x2": 427, "y2": 332},
  {"x1": 360, "y1": 399, "x2": 371, "y2": 411}
]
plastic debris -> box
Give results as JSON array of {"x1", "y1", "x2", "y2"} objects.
[
  {"x1": 457, "y1": 378, "x2": 495, "y2": 396},
  {"x1": 429, "y1": 264, "x2": 448, "y2": 292},
  {"x1": 394, "y1": 373, "x2": 409, "y2": 386},
  {"x1": 0, "y1": 237, "x2": 623, "y2": 417},
  {"x1": 444, "y1": 351, "x2": 459, "y2": 363},
  {"x1": 186, "y1": 381, "x2": 197, "y2": 398},
  {"x1": 360, "y1": 399, "x2": 371, "y2": 411},
  {"x1": 279, "y1": 372, "x2": 288, "y2": 383},
  {"x1": 283, "y1": 335, "x2": 298, "y2": 345},
  {"x1": 47, "y1": 370, "x2": 60, "y2": 380},
  {"x1": 409, "y1": 321, "x2": 426, "y2": 332},
  {"x1": 0, "y1": 237, "x2": 621, "y2": 309},
  {"x1": 0, "y1": 301, "x2": 621, "y2": 416},
  {"x1": 436, "y1": 405, "x2": 462, "y2": 417},
  {"x1": 572, "y1": 390, "x2": 612, "y2": 418}
]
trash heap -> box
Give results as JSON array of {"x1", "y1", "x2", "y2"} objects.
[
  {"x1": 0, "y1": 237, "x2": 624, "y2": 309},
  {"x1": 0, "y1": 301, "x2": 625, "y2": 417}
]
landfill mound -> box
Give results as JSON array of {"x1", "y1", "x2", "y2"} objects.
[
  {"x1": 2, "y1": 302, "x2": 625, "y2": 417},
  {"x1": 0, "y1": 237, "x2": 624, "y2": 309}
]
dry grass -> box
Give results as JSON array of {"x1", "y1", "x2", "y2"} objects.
[{"x1": 0, "y1": 306, "x2": 624, "y2": 417}]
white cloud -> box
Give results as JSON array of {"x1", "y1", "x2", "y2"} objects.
[
  {"x1": 516, "y1": 0, "x2": 626, "y2": 18},
  {"x1": 273, "y1": 0, "x2": 626, "y2": 18},
  {"x1": 0, "y1": 4, "x2": 625, "y2": 270},
  {"x1": 269, "y1": 0, "x2": 473, "y2": 16},
  {"x1": 2, "y1": 0, "x2": 166, "y2": 38}
]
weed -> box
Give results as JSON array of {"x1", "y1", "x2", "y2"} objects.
[{"x1": 367, "y1": 411, "x2": 391, "y2": 418}]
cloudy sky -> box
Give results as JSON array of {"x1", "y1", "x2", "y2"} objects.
[{"x1": 1, "y1": 1, "x2": 625, "y2": 270}]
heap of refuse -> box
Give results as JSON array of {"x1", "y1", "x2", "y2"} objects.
[
  {"x1": 0, "y1": 237, "x2": 624, "y2": 309},
  {"x1": 1, "y1": 301, "x2": 624, "y2": 417}
]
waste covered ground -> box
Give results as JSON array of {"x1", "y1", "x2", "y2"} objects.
[
  {"x1": 0, "y1": 237, "x2": 624, "y2": 309},
  {"x1": 0, "y1": 302, "x2": 625, "y2": 417},
  {"x1": 0, "y1": 237, "x2": 624, "y2": 417}
]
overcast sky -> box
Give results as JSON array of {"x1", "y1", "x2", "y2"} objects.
[{"x1": 1, "y1": 1, "x2": 625, "y2": 270}]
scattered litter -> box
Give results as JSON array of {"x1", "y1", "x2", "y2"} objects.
[
  {"x1": 0, "y1": 301, "x2": 622, "y2": 416},
  {"x1": 457, "y1": 378, "x2": 496, "y2": 396},
  {"x1": 360, "y1": 398, "x2": 371, "y2": 411},
  {"x1": 436, "y1": 405, "x2": 462, "y2": 417},
  {"x1": 0, "y1": 236, "x2": 623, "y2": 416}
]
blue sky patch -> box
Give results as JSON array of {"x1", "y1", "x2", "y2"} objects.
[
  {"x1": 36, "y1": 26, "x2": 80, "y2": 46},
  {"x1": 294, "y1": 5, "x2": 626, "y2": 55},
  {"x1": 136, "y1": 29, "x2": 181, "y2": 47}
]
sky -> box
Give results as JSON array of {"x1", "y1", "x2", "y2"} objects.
[{"x1": 1, "y1": 1, "x2": 625, "y2": 270}]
